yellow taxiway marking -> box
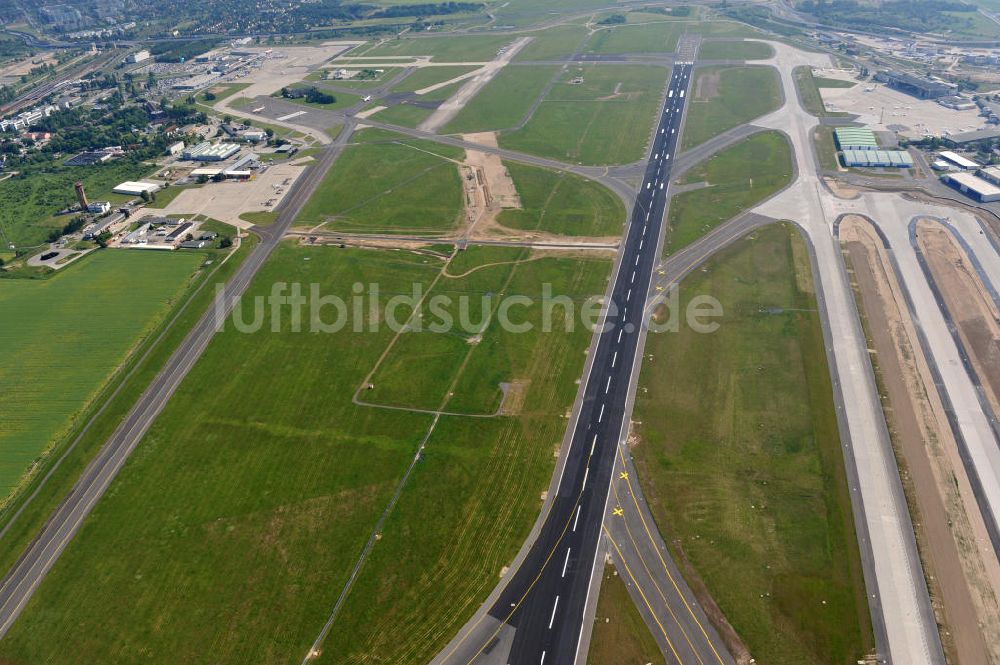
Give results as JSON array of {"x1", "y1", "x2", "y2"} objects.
[
  {"x1": 619, "y1": 471, "x2": 629, "y2": 480},
  {"x1": 612, "y1": 506, "x2": 624, "y2": 517}
]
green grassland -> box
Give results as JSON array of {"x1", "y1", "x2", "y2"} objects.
[
  {"x1": 370, "y1": 101, "x2": 437, "y2": 127},
  {"x1": 500, "y1": 64, "x2": 665, "y2": 165},
  {"x1": 295, "y1": 129, "x2": 464, "y2": 234},
  {"x1": 0, "y1": 232, "x2": 256, "y2": 594},
  {"x1": 354, "y1": 34, "x2": 516, "y2": 61},
  {"x1": 274, "y1": 85, "x2": 361, "y2": 111},
  {"x1": 682, "y1": 65, "x2": 781, "y2": 150},
  {"x1": 0, "y1": 243, "x2": 610, "y2": 665},
  {"x1": 0, "y1": 250, "x2": 203, "y2": 498},
  {"x1": 587, "y1": 565, "x2": 667, "y2": 665},
  {"x1": 442, "y1": 65, "x2": 559, "y2": 134},
  {"x1": 0, "y1": 246, "x2": 439, "y2": 664},
  {"x1": 322, "y1": 248, "x2": 610, "y2": 663},
  {"x1": 364, "y1": 245, "x2": 608, "y2": 414},
  {"x1": 583, "y1": 21, "x2": 686, "y2": 54},
  {"x1": 391, "y1": 65, "x2": 479, "y2": 93},
  {"x1": 0, "y1": 160, "x2": 153, "y2": 248},
  {"x1": 813, "y1": 125, "x2": 840, "y2": 171},
  {"x1": 498, "y1": 161, "x2": 625, "y2": 236},
  {"x1": 795, "y1": 66, "x2": 851, "y2": 118},
  {"x1": 513, "y1": 24, "x2": 590, "y2": 61},
  {"x1": 697, "y1": 39, "x2": 773, "y2": 60},
  {"x1": 667, "y1": 131, "x2": 792, "y2": 254},
  {"x1": 632, "y1": 223, "x2": 873, "y2": 665}
]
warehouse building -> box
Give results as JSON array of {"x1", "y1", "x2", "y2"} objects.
[
  {"x1": 874, "y1": 70, "x2": 956, "y2": 99},
  {"x1": 127, "y1": 50, "x2": 151, "y2": 64},
  {"x1": 112, "y1": 181, "x2": 161, "y2": 196},
  {"x1": 938, "y1": 150, "x2": 980, "y2": 170},
  {"x1": 978, "y1": 165, "x2": 1000, "y2": 186},
  {"x1": 841, "y1": 149, "x2": 913, "y2": 168},
  {"x1": 944, "y1": 127, "x2": 1000, "y2": 147},
  {"x1": 942, "y1": 171, "x2": 1000, "y2": 202},
  {"x1": 182, "y1": 142, "x2": 240, "y2": 162},
  {"x1": 834, "y1": 127, "x2": 879, "y2": 151}
]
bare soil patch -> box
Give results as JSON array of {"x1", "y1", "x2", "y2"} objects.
[{"x1": 694, "y1": 70, "x2": 720, "y2": 100}]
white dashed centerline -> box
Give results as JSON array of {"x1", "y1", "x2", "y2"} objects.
[
  {"x1": 548, "y1": 596, "x2": 560, "y2": 629},
  {"x1": 573, "y1": 505, "x2": 581, "y2": 531},
  {"x1": 561, "y1": 548, "x2": 572, "y2": 578}
]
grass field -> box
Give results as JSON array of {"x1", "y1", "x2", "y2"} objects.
[
  {"x1": 632, "y1": 223, "x2": 873, "y2": 665},
  {"x1": 442, "y1": 65, "x2": 559, "y2": 134},
  {"x1": 513, "y1": 24, "x2": 589, "y2": 61},
  {"x1": 0, "y1": 243, "x2": 611, "y2": 665},
  {"x1": 354, "y1": 34, "x2": 516, "y2": 61},
  {"x1": 697, "y1": 39, "x2": 773, "y2": 60},
  {"x1": 814, "y1": 125, "x2": 840, "y2": 171},
  {"x1": 667, "y1": 131, "x2": 792, "y2": 254},
  {"x1": 583, "y1": 21, "x2": 685, "y2": 54},
  {"x1": 274, "y1": 86, "x2": 361, "y2": 111},
  {"x1": 295, "y1": 128, "x2": 464, "y2": 234},
  {"x1": 795, "y1": 66, "x2": 852, "y2": 118},
  {"x1": 0, "y1": 250, "x2": 202, "y2": 499},
  {"x1": 371, "y1": 101, "x2": 438, "y2": 127},
  {"x1": 497, "y1": 161, "x2": 625, "y2": 236},
  {"x1": 142, "y1": 183, "x2": 203, "y2": 209},
  {"x1": 391, "y1": 65, "x2": 479, "y2": 94},
  {"x1": 0, "y1": 160, "x2": 153, "y2": 248},
  {"x1": 500, "y1": 64, "x2": 665, "y2": 165},
  {"x1": 681, "y1": 65, "x2": 781, "y2": 150},
  {"x1": 587, "y1": 564, "x2": 666, "y2": 665}
]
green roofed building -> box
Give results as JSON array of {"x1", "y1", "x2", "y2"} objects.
[{"x1": 834, "y1": 127, "x2": 879, "y2": 151}]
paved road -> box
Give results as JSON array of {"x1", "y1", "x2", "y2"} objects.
[
  {"x1": 433, "y1": 62, "x2": 709, "y2": 665},
  {"x1": 0, "y1": 121, "x2": 358, "y2": 639}
]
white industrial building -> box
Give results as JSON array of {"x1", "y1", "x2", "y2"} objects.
[
  {"x1": 978, "y1": 166, "x2": 1000, "y2": 187},
  {"x1": 87, "y1": 201, "x2": 111, "y2": 215},
  {"x1": 166, "y1": 141, "x2": 185, "y2": 156},
  {"x1": 127, "y1": 50, "x2": 151, "y2": 64},
  {"x1": 112, "y1": 181, "x2": 161, "y2": 196},
  {"x1": 183, "y1": 142, "x2": 240, "y2": 161},
  {"x1": 942, "y1": 171, "x2": 1000, "y2": 202},
  {"x1": 938, "y1": 150, "x2": 980, "y2": 170}
]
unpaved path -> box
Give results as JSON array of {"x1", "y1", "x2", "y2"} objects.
[{"x1": 841, "y1": 215, "x2": 1000, "y2": 665}]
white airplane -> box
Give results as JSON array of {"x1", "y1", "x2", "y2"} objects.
[{"x1": 363, "y1": 95, "x2": 372, "y2": 102}]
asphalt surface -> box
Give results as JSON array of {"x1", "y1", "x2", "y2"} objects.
[
  {"x1": 434, "y1": 62, "x2": 694, "y2": 665},
  {"x1": 0, "y1": 121, "x2": 357, "y2": 639}
]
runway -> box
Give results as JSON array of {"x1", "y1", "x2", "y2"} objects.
[{"x1": 433, "y1": 60, "x2": 731, "y2": 665}]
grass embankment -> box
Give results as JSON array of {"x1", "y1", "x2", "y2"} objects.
[
  {"x1": 682, "y1": 65, "x2": 781, "y2": 150},
  {"x1": 0, "y1": 251, "x2": 203, "y2": 497},
  {"x1": 813, "y1": 126, "x2": 840, "y2": 171},
  {"x1": 666, "y1": 131, "x2": 792, "y2": 254},
  {"x1": 0, "y1": 160, "x2": 152, "y2": 248},
  {"x1": 295, "y1": 128, "x2": 464, "y2": 234},
  {"x1": 697, "y1": 39, "x2": 773, "y2": 60},
  {"x1": 498, "y1": 161, "x2": 624, "y2": 236},
  {"x1": 442, "y1": 65, "x2": 559, "y2": 134},
  {"x1": 501, "y1": 64, "x2": 665, "y2": 165},
  {"x1": 795, "y1": 66, "x2": 852, "y2": 118},
  {"x1": 0, "y1": 233, "x2": 255, "y2": 582},
  {"x1": 632, "y1": 223, "x2": 874, "y2": 665},
  {"x1": 587, "y1": 564, "x2": 667, "y2": 665},
  {"x1": 0, "y1": 243, "x2": 611, "y2": 665}
]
